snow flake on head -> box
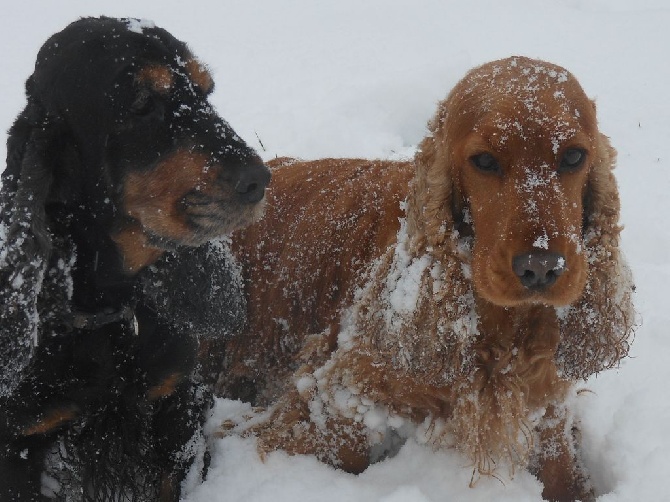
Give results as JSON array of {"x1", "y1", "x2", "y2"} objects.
[
  {"x1": 533, "y1": 230, "x2": 549, "y2": 250},
  {"x1": 124, "y1": 18, "x2": 156, "y2": 35},
  {"x1": 518, "y1": 165, "x2": 556, "y2": 190},
  {"x1": 514, "y1": 166, "x2": 562, "y2": 229}
]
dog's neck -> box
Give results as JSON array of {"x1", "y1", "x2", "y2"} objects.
[
  {"x1": 110, "y1": 222, "x2": 164, "y2": 275},
  {"x1": 474, "y1": 301, "x2": 561, "y2": 380},
  {"x1": 51, "y1": 208, "x2": 141, "y2": 313}
]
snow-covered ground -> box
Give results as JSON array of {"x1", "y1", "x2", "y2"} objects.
[{"x1": 2, "y1": 1, "x2": 669, "y2": 500}]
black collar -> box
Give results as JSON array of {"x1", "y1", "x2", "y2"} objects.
[{"x1": 67, "y1": 305, "x2": 137, "y2": 334}]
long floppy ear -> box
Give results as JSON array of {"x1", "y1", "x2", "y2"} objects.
[
  {"x1": 3, "y1": 102, "x2": 56, "y2": 256},
  {"x1": 363, "y1": 97, "x2": 477, "y2": 383},
  {"x1": 583, "y1": 132, "x2": 621, "y2": 237},
  {"x1": 556, "y1": 132, "x2": 636, "y2": 379},
  {"x1": 0, "y1": 92, "x2": 61, "y2": 397},
  {"x1": 406, "y1": 100, "x2": 459, "y2": 257}
]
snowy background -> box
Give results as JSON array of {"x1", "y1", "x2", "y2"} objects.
[{"x1": 2, "y1": 1, "x2": 669, "y2": 500}]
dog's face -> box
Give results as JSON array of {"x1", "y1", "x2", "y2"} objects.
[
  {"x1": 445, "y1": 57, "x2": 600, "y2": 307},
  {"x1": 108, "y1": 59, "x2": 271, "y2": 256},
  {"x1": 29, "y1": 17, "x2": 270, "y2": 273}
]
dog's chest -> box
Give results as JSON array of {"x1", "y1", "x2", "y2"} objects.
[{"x1": 473, "y1": 304, "x2": 563, "y2": 399}]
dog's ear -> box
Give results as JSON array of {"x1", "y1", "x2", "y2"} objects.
[
  {"x1": 406, "y1": 100, "x2": 459, "y2": 256},
  {"x1": 556, "y1": 131, "x2": 636, "y2": 379},
  {"x1": 364, "y1": 98, "x2": 477, "y2": 384},
  {"x1": 2, "y1": 87, "x2": 60, "y2": 259},
  {"x1": 0, "y1": 87, "x2": 64, "y2": 396},
  {"x1": 583, "y1": 132, "x2": 620, "y2": 237}
]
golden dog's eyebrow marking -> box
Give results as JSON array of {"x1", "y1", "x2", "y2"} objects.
[
  {"x1": 185, "y1": 58, "x2": 214, "y2": 93},
  {"x1": 136, "y1": 64, "x2": 174, "y2": 93}
]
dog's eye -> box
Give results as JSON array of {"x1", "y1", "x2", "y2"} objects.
[
  {"x1": 131, "y1": 90, "x2": 155, "y2": 115},
  {"x1": 470, "y1": 153, "x2": 501, "y2": 174},
  {"x1": 559, "y1": 148, "x2": 586, "y2": 173}
]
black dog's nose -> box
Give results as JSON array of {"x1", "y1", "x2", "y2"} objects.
[
  {"x1": 512, "y1": 252, "x2": 566, "y2": 290},
  {"x1": 235, "y1": 163, "x2": 271, "y2": 203}
]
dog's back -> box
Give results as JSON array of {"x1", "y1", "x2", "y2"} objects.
[{"x1": 222, "y1": 157, "x2": 413, "y2": 402}]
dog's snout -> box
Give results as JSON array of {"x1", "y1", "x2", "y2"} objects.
[
  {"x1": 512, "y1": 252, "x2": 565, "y2": 290},
  {"x1": 234, "y1": 163, "x2": 271, "y2": 203}
]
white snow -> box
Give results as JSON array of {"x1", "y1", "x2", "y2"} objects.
[
  {"x1": 533, "y1": 231, "x2": 550, "y2": 250},
  {"x1": 2, "y1": 0, "x2": 670, "y2": 500},
  {"x1": 385, "y1": 219, "x2": 432, "y2": 320},
  {"x1": 124, "y1": 17, "x2": 155, "y2": 34}
]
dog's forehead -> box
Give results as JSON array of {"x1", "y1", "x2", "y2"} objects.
[
  {"x1": 33, "y1": 17, "x2": 215, "y2": 108},
  {"x1": 462, "y1": 57, "x2": 594, "y2": 149}
]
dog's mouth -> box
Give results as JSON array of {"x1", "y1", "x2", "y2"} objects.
[
  {"x1": 179, "y1": 190, "x2": 266, "y2": 245},
  {"x1": 121, "y1": 148, "x2": 270, "y2": 247},
  {"x1": 113, "y1": 189, "x2": 267, "y2": 274},
  {"x1": 130, "y1": 188, "x2": 267, "y2": 249}
]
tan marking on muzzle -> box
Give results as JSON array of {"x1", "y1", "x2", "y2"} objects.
[{"x1": 122, "y1": 149, "x2": 220, "y2": 245}]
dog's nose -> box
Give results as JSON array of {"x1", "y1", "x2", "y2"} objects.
[
  {"x1": 235, "y1": 163, "x2": 271, "y2": 203},
  {"x1": 512, "y1": 252, "x2": 565, "y2": 290}
]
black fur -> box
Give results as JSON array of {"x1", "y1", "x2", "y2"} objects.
[{"x1": 0, "y1": 17, "x2": 269, "y2": 500}]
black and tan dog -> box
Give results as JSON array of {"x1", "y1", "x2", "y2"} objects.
[{"x1": 0, "y1": 17, "x2": 269, "y2": 500}]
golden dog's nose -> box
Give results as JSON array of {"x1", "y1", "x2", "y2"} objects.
[{"x1": 512, "y1": 252, "x2": 565, "y2": 290}]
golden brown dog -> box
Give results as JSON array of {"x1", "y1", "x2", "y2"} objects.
[{"x1": 220, "y1": 56, "x2": 635, "y2": 502}]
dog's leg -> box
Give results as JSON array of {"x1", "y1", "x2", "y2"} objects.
[
  {"x1": 0, "y1": 438, "x2": 47, "y2": 501},
  {"x1": 532, "y1": 404, "x2": 594, "y2": 502},
  {"x1": 152, "y1": 378, "x2": 213, "y2": 501},
  {"x1": 0, "y1": 335, "x2": 87, "y2": 501},
  {"x1": 135, "y1": 305, "x2": 199, "y2": 398},
  {"x1": 246, "y1": 386, "x2": 370, "y2": 474}
]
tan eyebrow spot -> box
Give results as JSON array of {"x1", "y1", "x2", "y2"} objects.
[
  {"x1": 136, "y1": 64, "x2": 174, "y2": 93},
  {"x1": 185, "y1": 58, "x2": 214, "y2": 93}
]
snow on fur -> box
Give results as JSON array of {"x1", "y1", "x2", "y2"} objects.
[{"x1": 0, "y1": 1, "x2": 667, "y2": 500}]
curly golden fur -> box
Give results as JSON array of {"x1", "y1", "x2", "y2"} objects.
[{"x1": 218, "y1": 57, "x2": 635, "y2": 502}]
